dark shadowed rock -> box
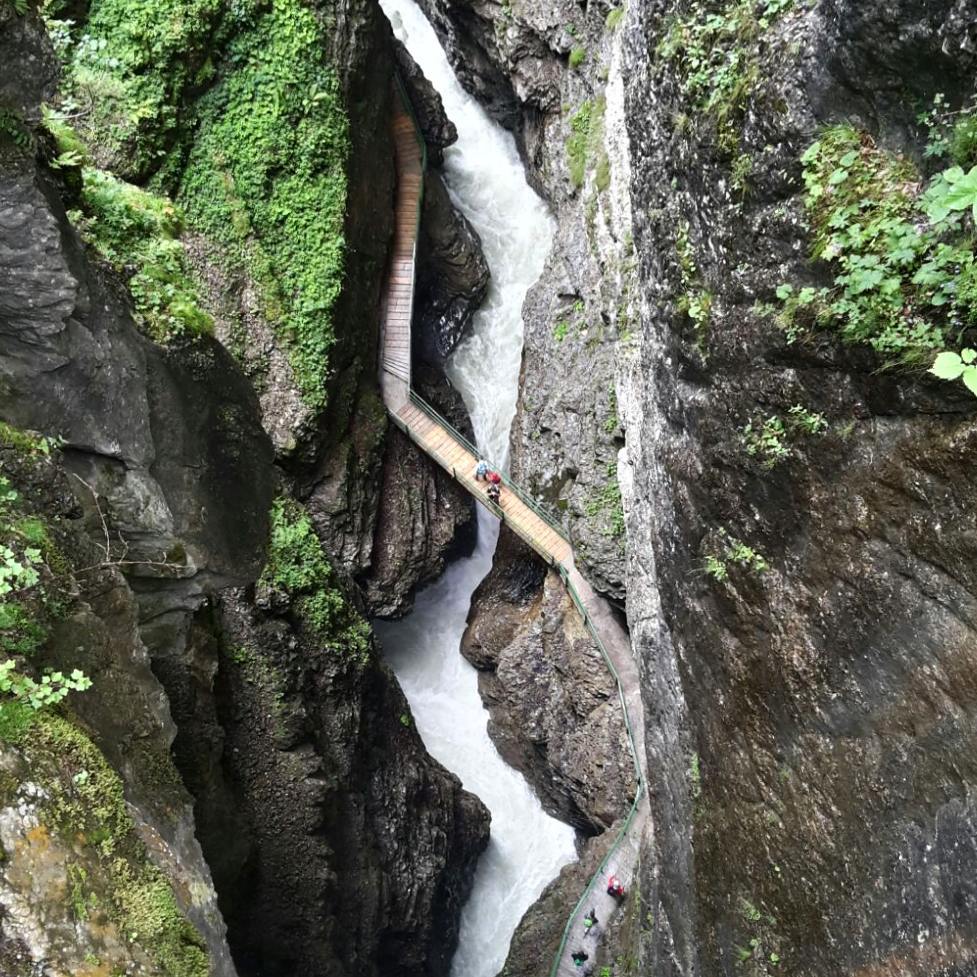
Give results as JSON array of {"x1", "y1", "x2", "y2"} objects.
[
  {"x1": 415, "y1": 169, "x2": 490, "y2": 361},
  {"x1": 174, "y1": 590, "x2": 491, "y2": 977},
  {"x1": 461, "y1": 528, "x2": 635, "y2": 832}
]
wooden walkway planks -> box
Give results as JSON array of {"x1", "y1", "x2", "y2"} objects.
[{"x1": 394, "y1": 402, "x2": 574, "y2": 568}]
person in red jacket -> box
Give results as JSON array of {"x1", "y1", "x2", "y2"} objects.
[{"x1": 607, "y1": 875, "x2": 625, "y2": 900}]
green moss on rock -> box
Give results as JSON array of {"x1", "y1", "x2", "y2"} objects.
[
  {"x1": 261, "y1": 498, "x2": 370, "y2": 661},
  {"x1": 176, "y1": 0, "x2": 349, "y2": 410},
  {"x1": 12, "y1": 712, "x2": 209, "y2": 977}
]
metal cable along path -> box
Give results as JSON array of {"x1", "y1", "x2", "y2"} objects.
[{"x1": 380, "y1": 75, "x2": 650, "y2": 977}]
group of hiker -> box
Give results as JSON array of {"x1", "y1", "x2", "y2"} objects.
[
  {"x1": 570, "y1": 875, "x2": 627, "y2": 971},
  {"x1": 474, "y1": 459, "x2": 502, "y2": 505}
]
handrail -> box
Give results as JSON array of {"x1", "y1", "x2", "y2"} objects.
[
  {"x1": 387, "y1": 71, "x2": 427, "y2": 390},
  {"x1": 407, "y1": 390, "x2": 570, "y2": 541},
  {"x1": 547, "y1": 785, "x2": 644, "y2": 977}
]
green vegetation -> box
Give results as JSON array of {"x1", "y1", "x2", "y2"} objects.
[
  {"x1": 742, "y1": 405, "x2": 826, "y2": 468},
  {"x1": 778, "y1": 125, "x2": 977, "y2": 368},
  {"x1": 569, "y1": 46, "x2": 586, "y2": 69},
  {"x1": 67, "y1": 0, "x2": 225, "y2": 180},
  {"x1": 676, "y1": 221, "x2": 712, "y2": 356},
  {"x1": 261, "y1": 498, "x2": 370, "y2": 662},
  {"x1": 657, "y1": 0, "x2": 795, "y2": 151},
  {"x1": 919, "y1": 92, "x2": 977, "y2": 169},
  {"x1": 584, "y1": 463, "x2": 625, "y2": 539},
  {"x1": 71, "y1": 166, "x2": 213, "y2": 343},
  {"x1": 176, "y1": 0, "x2": 349, "y2": 409},
  {"x1": 931, "y1": 347, "x2": 977, "y2": 395},
  {"x1": 606, "y1": 5, "x2": 625, "y2": 30},
  {"x1": 0, "y1": 434, "x2": 91, "y2": 719},
  {"x1": 689, "y1": 751, "x2": 702, "y2": 800},
  {"x1": 734, "y1": 898, "x2": 783, "y2": 971},
  {"x1": 553, "y1": 319, "x2": 570, "y2": 342},
  {"x1": 0, "y1": 712, "x2": 209, "y2": 977},
  {"x1": 565, "y1": 97, "x2": 607, "y2": 190},
  {"x1": 704, "y1": 531, "x2": 768, "y2": 581},
  {"x1": 55, "y1": 0, "x2": 350, "y2": 407}
]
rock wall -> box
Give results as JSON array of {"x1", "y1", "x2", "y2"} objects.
[
  {"x1": 461, "y1": 528, "x2": 634, "y2": 834},
  {"x1": 0, "y1": 2, "x2": 489, "y2": 975},
  {"x1": 413, "y1": 0, "x2": 977, "y2": 975},
  {"x1": 619, "y1": 2, "x2": 977, "y2": 975}
]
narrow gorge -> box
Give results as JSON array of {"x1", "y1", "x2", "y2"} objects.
[{"x1": 3, "y1": 1, "x2": 977, "y2": 977}]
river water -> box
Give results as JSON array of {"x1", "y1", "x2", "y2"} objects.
[{"x1": 372, "y1": 2, "x2": 578, "y2": 976}]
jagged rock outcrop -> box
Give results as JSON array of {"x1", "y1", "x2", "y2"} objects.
[
  {"x1": 415, "y1": 171, "x2": 490, "y2": 361},
  {"x1": 461, "y1": 528, "x2": 634, "y2": 833},
  {"x1": 411, "y1": 0, "x2": 632, "y2": 600},
  {"x1": 394, "y1": 41, "x2": 458, "y2": 166}
]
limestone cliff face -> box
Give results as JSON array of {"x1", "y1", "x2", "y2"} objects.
[
  {"x1": 0, "y1": 2, "x2": 489, "y2": 976},
  {"x1": 414, "y1": 0, "x2": 977, "y2": 975}
]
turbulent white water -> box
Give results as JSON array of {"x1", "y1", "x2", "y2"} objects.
[{"x1": 373, "y1": 3, "x2": 578, "y2": 976}]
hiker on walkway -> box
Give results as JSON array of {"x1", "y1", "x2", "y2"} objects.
[
  {"x1": 571, "y1": 950, "x2": 589, "y2": 967},
  {"x1": 487, "y1": 482, "x2": 501, "y2": 506},
  {"x1": 607, "y1": 875, "x2": 625, "y2": 900},
  {"x1": 583, "y1": 908, "x2": 598, "y2": 931},
  {"x1": 474, "y1": 460, "x2": 489, "y2": 481},
  {"x1": 487, "y1": 470, "x2": 502, "y2": 486}
]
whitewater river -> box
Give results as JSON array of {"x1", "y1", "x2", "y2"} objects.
[{"x1": 372, "y1": 2, "x2": 578, "y2": 976}]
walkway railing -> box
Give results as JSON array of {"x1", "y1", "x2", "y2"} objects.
[{"x1": 407, "y1": 390, "x2": 570, "y2": 541}]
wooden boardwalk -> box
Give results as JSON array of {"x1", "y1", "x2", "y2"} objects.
[
  {"x1": 380, "y1": 76, "x2": 650, "y2": 977},
  {"x1": 380, "y1": 84, "x2": 424, "y2": 411}
]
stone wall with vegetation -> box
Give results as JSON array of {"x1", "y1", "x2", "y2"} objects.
[
  {"x1": 0, "y1": 1, "x2": 487, "y2": 975},
  {"x1": 414, "y1": 0, "x2": 977, "y2": 975}
]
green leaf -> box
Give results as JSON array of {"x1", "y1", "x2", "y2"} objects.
[
  {"x1": 931, "y1": 351, "x2": 965, "y2": 379},
  {"x1": 962, "y1": 348, "x2": 977, "y2": 365},
  {"x1": 776, "y1": 284, "x2": 793, "y2": 300},
  {"x1": 828, "y1": 168, "x2": 849, "y2": 185},
  {"x1": 963, "y1": 366, "x2": 977, "y2": 397},
  {"x1": 839, "y1": 150, "x2": 858, "y2": 167}
]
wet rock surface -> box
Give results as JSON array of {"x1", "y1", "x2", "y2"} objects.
[
  {"x1": 461, "y1": 528, "x2": 634, "y2": 833},
  {"x1": 614, "y1": 2, "x2": 977, "y2": 975},
  {"x1": 415, "y1": 169, "x2": 490, "y2": 361}
]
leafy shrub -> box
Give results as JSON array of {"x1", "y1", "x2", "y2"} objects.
[
  {"x1": 73, "y1": 168, "x2": 213, "y2": 343},
  {"x1": 606, "y1": 6, "x2": 625, "y2": 30},
  {"x1": 676, "y1": 221, "x2": 712, "y2": 355},
  {"x1": 569, "y1": 46, "x2": 586, "y2": 69},
  {"x1": 931, "y1": 348, "x2": 977, "y2": 395},
  {"x1": 742, "y1": 406, "x2": 826, "y2": 468},
  {"x1": 780, "y1": 125, "x2": 977, "y2": 364}
]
